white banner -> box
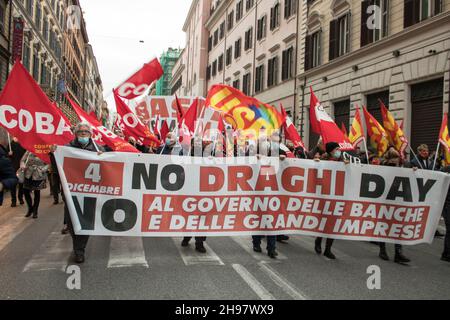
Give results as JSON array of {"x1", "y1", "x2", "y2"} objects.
[{"x1": 55, "y1": 146, "x2": 450, "y2": 245}]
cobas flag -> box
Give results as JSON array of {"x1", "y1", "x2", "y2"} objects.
[
  {"x1": 66, "y1": 94, "x2": 139, "y2": 153},
  {"x1": 115, "y1": 58, "x2": 163, "y2": 100},
  {"x1": 309, "y1": 88, "x2": 354, "y2": 151},
  {"x1": 114, "y1": 92, "x2": 160, "y2": 147},
  {"x1": 0, "y1": 60, "x2": 73, "y2": 163}
]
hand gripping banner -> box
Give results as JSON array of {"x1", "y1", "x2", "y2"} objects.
[{"x1": 54, "y1": 147, "x2": 450, "y2": 245}]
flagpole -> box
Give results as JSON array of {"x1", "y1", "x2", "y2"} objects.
[
  {"x1": 7, "y1": 133, "x2": 11, "y2": 153},
  {"x1": 432, "y1": 142, "x2": 440, "y2": 171},
  {"x1": 409, "y1": 145, "x2": 424, "y2": 170},
  {"x1": 362, "y1": 137, "x2": 370, "y2": 164}
]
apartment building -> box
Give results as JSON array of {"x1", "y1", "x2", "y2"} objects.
[
  {"x1": 298, "y1": 0, "x2": 450, "y2": 151},
  {"x1": 0, "y1": 0, "x2": 11, "y2": 89},
  {"x1": 205, "y1": 0, "x2": 302, "y2": 116}
]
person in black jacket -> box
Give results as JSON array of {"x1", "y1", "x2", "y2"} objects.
[
  {"x1": 51, "y1": 123, "x2": 104, "y2": 264},
  {"x1": 442, "y1": 166, "x2": 450, "y2": 262},
  {"x1": 8, "y1": 138, "x2": 26, "y2": 207},
  {"x1": 0, "y1": 144, "x2": 18, "y2": 207},
  {"x1": 409, "y1": 144, "x2": 440, "y2": 171}
]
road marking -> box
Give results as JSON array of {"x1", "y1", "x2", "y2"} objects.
[
  {"x1": 0, "y1": 215, "x2": 34, "y2": 253},
  {"x1": 108, "y1": 237, "x2": 149, "y2": 268},
  {"x1": 172, "y1": 238, "x2": 224, "y2": 266},
  {"x1": 258, "y1": 261, "x2": 309, "y2": 300},
  {"x1": 23, "y1": 232, "x2": 72, "y2": 272},
  {"x1": 232, "y1": 264, "x2": 276, "y2": 300},
  {"x1": 231, "y1": 237, "x2": 287, "y2": 262}
]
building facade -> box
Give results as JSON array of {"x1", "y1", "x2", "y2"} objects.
[
  {"x1": 171, "y1": 0, "x2": 212, "y2": 97},
  {"x1": 82, "y1": 43, "x2": 104, "y2": 116},
  {"x1": 156, "y1": 47, "x2": 181, "y2": 96},
  {"x1": 205, "y1": 0, "x2": 302, "y2": 116},
  {"x1": 0, "y1": 0, "x2": 11, "y2": 90},
  {"x1": 9, "y1": 0, "x2": 104, "y2": 123},
  {"x1": 298, "y1": 0, "x2": 450, "y2": 152}
]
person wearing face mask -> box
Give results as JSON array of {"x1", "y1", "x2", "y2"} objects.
[
  {"x1": 157, "y1": 132, "x2": 182, "y2": 155},
  {"x1": 50, "y1": 123, "x2": 104, "y2": 264},
  {"x1": 378, "y1": 148, "x2": 411, "y2": 265},
  {"x1": 313, "y1": 142, "x2": 348, "y2": 260}
]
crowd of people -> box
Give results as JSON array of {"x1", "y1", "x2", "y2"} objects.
[{"x1": 0, "y1": 123, "x2": 449, "y2": 266}]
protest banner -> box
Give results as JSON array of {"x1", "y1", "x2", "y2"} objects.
[{"x1": 54, "y1": 146, "x2": 450, "y2": 245}]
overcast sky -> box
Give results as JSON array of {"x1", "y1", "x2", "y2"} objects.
[{"x1": 78, "y1": 0, "x2": 191, "y2": 109}]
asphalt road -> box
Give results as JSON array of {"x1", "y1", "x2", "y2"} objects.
[{"x1": 0, "y1": 194, "x2": 449, "y2": 300}]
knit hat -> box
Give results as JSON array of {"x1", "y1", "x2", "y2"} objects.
[{"x1": 326, "y1": 142, "x2": 340, "y2": 154}]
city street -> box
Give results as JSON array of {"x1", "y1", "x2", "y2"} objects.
[{"x1": 0, "y1": 195, "x2": 448, "y2": 300}]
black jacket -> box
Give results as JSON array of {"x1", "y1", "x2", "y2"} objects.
[
  {"x1": 66, "y1": 139, "x2": 105, "y2": 152},
  {"x1": 9, "y1": 141, "x2": 26, "y2": 171},
  {"x1": 409, "y1": 156, "x2": 440, "y2": 171},
  {"x1": 0, "y1": 146, "x2": 18, "y2": 186}
]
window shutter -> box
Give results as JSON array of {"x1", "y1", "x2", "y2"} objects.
[
  {"x1": 346, "y1": 12, "x2": 351, "y2": 54},
  {"x1": 329, "y1": 19, "x2": 338, "y2": 61},
  {"x1": 435, "y1": 0, "x2": 443, "y2": 14},
  {"x1": 270, "y1": 7, "x2": 274, "y2": 30},
  {"x1": 284, "y1": 0, "x2": 289, "y2": 19},
  {"x1": 305, "y1": 34, "x2": 312, "y2": 71},
  {"x1": 404, "y1": 0, "x2": 420, "y2": 28},
  {"x1": 360, "y1": 0, "x2": 371, "y2": 47}
]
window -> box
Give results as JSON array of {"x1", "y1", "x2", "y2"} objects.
[
  {"x1": 255, "y1": 65, "x2": 264, "y2": 93},
  {"x1": 361, "y1": 0, "x2": 389, "y2": 47},
  {"x1": 234, "y1": 38, "x2": 242, "y2": 59},
  {"x1": 236, "y1": 1, "x2": 244, "y2": 21},
  {"x1": 212, "y1": 60, "x2": 217, "y2": 77},
  {"x1": 257, "y1": 15, "x2": 267, "y2": 40},
  {"x1": 329, "y1": 12, "x2": 351, "y2": 61},
  {"x1": 244, "y1": 28, "x2": 253, "y2": 51},
  {"x1": 23, "y1": 44, "x2": 31, "y2": 71},
  {"x1": 32, "y1": 54, "x2": 40, "y2": 81},
  {"x1": 226, "y1": 46, "x2": 233, "y2": 66},
  {"x1": 284, "y1": 0, "x2": 297, "y2": 19},
  {"x1": 270, "y1": 2, "x2": 281, "y2": 30},
  {"x1": 246, "y1": 0, "x2": 255, "y2": 11},
  {"x1": 27, "y1": 0, "x2": 34, "y2": 15},
  {"x1": 219, "y1": 21, "x2": 225, "y2": 39},
  {"x1": 208, "y1": 36, "x2": 213, "y2": 52},
  {"x1": 43, "y1": 18, "x2": 49, "y2": 42},
  {"x1": 233, "y1": 79, "x2": 240, "y2": 90},
  {"x1": 404, "y1": 0, "x2": 442, "y2": 28},
  {"x1": 282, "y1": 47, "x2": 294, "y2": 80},
  {"x1": 206, "y1": 65, "x2": 211, "y2": 80},
  {"x1": 267, "y1": 56, "x2": 279, "y2": 87},
  {"x1": 35, "y1": 2, "x2": 41, "y2": 30},
  {"x1": 214, "y1": 29, "x2": 219, "y2": 46},
  {"x1": 333, "y1": 100, "x2": 350, "y2": 133},
  {"x1": 218, "y1": 54, "x2": 224, "y2": 72},
  {"x1": 228, "y1": 10, "x2": 234, "y2": 31},
  {"x1": 243, "y1": 73, "x2": 251, "y2": 95},
  {"x1": 305, "y1": 31, "x2": 321, "y2": 70}
]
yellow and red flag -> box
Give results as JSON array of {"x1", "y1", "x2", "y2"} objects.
[
  {"x1": 349, "y1": 105, "x2": 364, "y2": 148},
  {"x1": 363, "y1": 107, "x2": 389, "y2": 157},
  {"x1": 205, "y1": 85, "x2": 284, "y2": 135},
  {"x1": 380, "y1": 100, "x2": 408, "y2": 155},
  {"x1": 439, "y1": 113, "x2": 450, "y2": 152}
]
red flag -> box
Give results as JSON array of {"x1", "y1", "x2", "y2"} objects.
[
  {"x1": 160, "y1": 120, "x2": 170, "y2": 142},
  {"x1": 179, "y1": 98, "x2": 199, "y2": 134},
  {"x1": 0, "y1": 60, "x2": 73, "y2": 163},
  {"x1": 309, "y1": 88, "x2": 354, "y2": 150},
  {"x1": 281, "y1": 105, "x2": 305, "y2": 149},
  {"x1": 66, "y1": 94, "x2": 139, "y2": 153},
  {"x1": 114, "y1": 92, "x2": 160, "y2": 147},
  {"x1": 115, "y1": 58, "x2": 164, "y2": 99},
  {"x1": 218, "y1": 114, "x2": 225, "y2": 133},
  {"x1": 439, "y1": 113, "x2": 450, "y2": 152},
  {"x1": 153, "y1": 115, "x2": 161, "y2": 138},
  {"x1": 340, "y1": 123, "x2": 348, "y2": 137},
  {"x1": 174, "y1": 95, "x2": 185, "y2": 124}
]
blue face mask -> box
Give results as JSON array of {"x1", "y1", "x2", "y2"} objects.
[
  {"x1": 332, "y1": 150, "x2": 342, "y2": 159},
  {"x1": 78, "y1": 137, "x2": 90, "y2": 145}
]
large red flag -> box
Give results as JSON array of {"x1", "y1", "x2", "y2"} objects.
[
  {"x1": 0, "y1": 60, "x2": 73, "y2": 163},
  {"x1": 66, "y1": 94, "x2": 139, "y2": 153},
  {"x1": 309, "y1": 88, "x2": 353, "y2": 151},
  {"x1": 160, "y1": 120, "x2": 170, "y2": 142},
  {"x1": 174, "y1": 95, "x2": 185, "y2": 124},
  {"x1": 114, "y1": 92, "x2": 160, "y2": 147},
  {"x1": 115, "y1": 58, "x2": 163, "y2": 100},
  {"x1": 179, "y1": 98, "x2": 199, "y2": 134},
  {"x1": 281, "y1": 105, "x2": 305, "y2": 149}
]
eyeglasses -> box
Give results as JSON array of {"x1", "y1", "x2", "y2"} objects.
[{"x1": 77, "y1": 130, "x2": 91, "y2": 134}]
